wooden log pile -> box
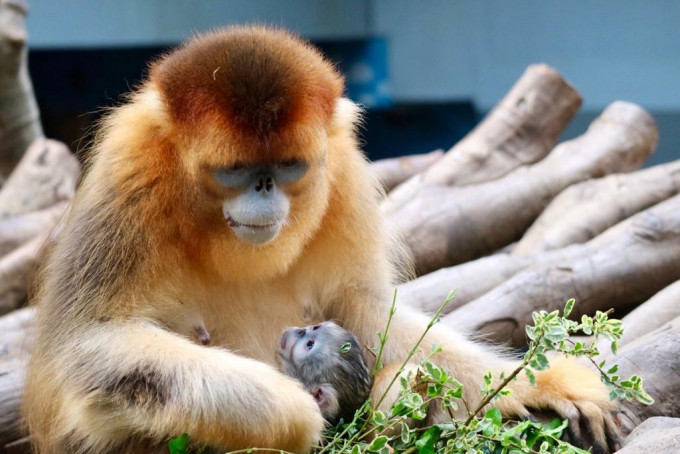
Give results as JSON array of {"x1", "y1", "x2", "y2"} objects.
[{"x1": 0, "y1": 6, "x2": 677, "y2": 452}]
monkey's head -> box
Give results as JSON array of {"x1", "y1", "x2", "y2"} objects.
[
  {"x1": 277, "y1": 322, "x2": 372, "y2": 424},
  {"x1": 147, "y1": 26, "x2": 345, "y2": 259}
]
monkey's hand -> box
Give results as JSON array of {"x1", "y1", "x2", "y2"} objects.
[
  {"x1": 499, "y1": 356, "x2": 622, "y2": 454},
  {"x1": 62, "y1": 322, "x2": 324, "y2": 453}
]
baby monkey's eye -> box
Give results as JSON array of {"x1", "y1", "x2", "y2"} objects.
[{"x1": 306, "y1": 339, "x2": 315, "y2": 350}]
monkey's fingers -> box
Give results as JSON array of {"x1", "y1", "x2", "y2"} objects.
[
  {"x1": 522, "y1": 403, "x2": 620, "y2": 453},
  {"x1": 560, "y1": 402, "x2": 622, "y2": 454},
  {"x1": 518, "y1": 357, "x2": 622, "y2": 453}
]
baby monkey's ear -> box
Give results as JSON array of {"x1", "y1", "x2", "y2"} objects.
[{"x1": 310, "y1": 384, "x2": 340, "y2": 421}]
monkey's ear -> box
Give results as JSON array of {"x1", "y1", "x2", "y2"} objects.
[
  {"x1": 330, "y1": 98, "x2": 362, "y2": 135},
  {"x1": 310, "y1": 384, "x2": 340, "y2": 420}
]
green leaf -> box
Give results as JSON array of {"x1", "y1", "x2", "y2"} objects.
[
  {"x1": 526, "y1": 325, "x2": 536, "y2": 341},
  {"x1": 367, "y1": 435, "x2": 389, "y2": 452},
  {"x1": 371, "y1": 410, "x2": 388, "y2": 426},
  {"x1": 415, "y1": 426, "x2": 442, "y2": 454},
  {"x1": 535, "y1": 352, "x2": 550, "y2": 370},
  {"x1": 525, "y1": 368, "x2": 537, "y2": 387},
  {"x1": 400, "y1": 421, "x2": 412, "y2": 443},
  {"x1": 564, "y1": 299, "x2": 575, "y2": 317},
  {"x1": 636, "y1": 390, "x2": 655, "y2": 405},
  {"x1": 542, "y1": 418, "x2": 568, "y2": 436},
  {"x1": 168, "y1": 433, "x2": 190, "y2": 454},
  {"x1": 483, "y1": 371, "x2": 492, "y2": 386},
  {"x1": 484, "y1": 407, "x2": 503, "y2": 428},
  {"x1": 340, "y1": 342, "x2": 352, "y2": 353}
]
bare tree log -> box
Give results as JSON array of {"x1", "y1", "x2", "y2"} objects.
[
  {"x1": 0, "y1": 307, "x2": 33, "y2": 451},
  {"x1": 0, "y1": 0, "x2": 42, "y2": 178},
  {"x1": 423, "y1": 64, "x2": 582, "y2": 186},
  {"x1": 0, "y1": 138, "x2": 80, "y2": 219},
  {"x1": 401, "y1": 215, "x2": 680, "y2": 316},
  {"x1": 611, "y1": 317, "x2": 680, "y2": 436},
  {"x1": 616, "y1": 417, "x2": 680, "y2": 454},
  {"x1": 370, "y1": 150, "x2": 443, "y2": 192},
  {"x1": 443, "y1": 194, "x2": 680, "y2": 347},
  {"x1": 398, "y1": 253, "x2": 532, "y2": 314},
  {"x1": 385, "y1": 101, "x2": 658, "y2": 275},
  {"x1": 0, "y1": 357, "x2": 27, "y2": 451},
  {"x1": 614, "y1": 280, "x2": 680, "y2": 348},
  {"x1": 515, "y1": 160, "x2": 680, "y2": 254},
  {"x1": 569, "y1": 279, "x2": 680, "y2": 351},
  {"x1": 0, "y1": 234, "x2": 47, "y2": 315},
  {"x1": 0, "y1": 202, "x2": 67, "y2": 256}
]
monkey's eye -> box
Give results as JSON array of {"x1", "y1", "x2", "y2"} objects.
[
  {"x1": 306, "y1": 339, "x2": 315, "y2": 350},
  {"x1": 212, "y1": 164, "x2": 252, "y2": 188},
  {"x1": 278, "y1": 158, "x2": 301, "y2": 168},
  {"x1": 274, "y1": 159, "x2": 309, "y2": 185},
  {"x1": 228, "y1": 162, "x2": 247, "y2": 171}
]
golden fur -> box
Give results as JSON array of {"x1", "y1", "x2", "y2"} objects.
[{"x1": 23, "y1": 26, "x2": 616, "y2": 453}]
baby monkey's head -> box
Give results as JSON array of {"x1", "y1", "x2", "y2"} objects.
[{"x1": 277, "y1": 321, "x2": 372, "y2": 424}]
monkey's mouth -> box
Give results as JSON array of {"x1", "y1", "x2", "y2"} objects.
[
  {"x1": 225, "y1": 214, "x2": 283, "y2": 245},
  {"x1": 226, "y1": 215, "x2": 277, "y2": 230}
]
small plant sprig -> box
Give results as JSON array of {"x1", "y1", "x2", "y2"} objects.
[
  {"x1": 525, "y1": 299, "x2": 653, "y2": 406},
  {"x1": 169, "y1": 296, "x2": 653, "y2": 454}
]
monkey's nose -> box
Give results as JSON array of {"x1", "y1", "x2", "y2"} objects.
[
  {"x1": 296, "y1": 328, "x2": 306, "y2": 337},
  {"x1": 254, "y1": 176, "x2": 274, "y2": 193}
]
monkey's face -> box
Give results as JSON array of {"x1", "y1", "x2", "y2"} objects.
[
  {"x1": 211, "y1": 159, "x2": 308, "y2": 245},
  {"x1": 186, "y1": 124, "x2": 331, "y2": 254},
  {"x1": 277, "y1": 321, "x2": 366, "y2": 379},
  {"x1": 278, "y1": 321, "x2": 341, "y2": 368}
]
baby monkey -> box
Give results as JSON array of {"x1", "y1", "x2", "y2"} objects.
[{"x1": 277, "y1": 322, "x2": 373, "y2": 424}]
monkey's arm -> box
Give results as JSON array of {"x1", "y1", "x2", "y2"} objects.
[
  {"x1": 56, "y1": 321, "x2": 324, "y2": 452},
  {"x1": 337, "y1": 295, "x2": 620, "y2": 453}
]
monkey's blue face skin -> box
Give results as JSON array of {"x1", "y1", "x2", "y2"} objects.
[{"x1": 213, "y1": 161, "x2": 309, "y2": 245}]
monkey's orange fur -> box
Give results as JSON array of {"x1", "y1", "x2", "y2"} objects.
[{"x1": 23, "y1": 26, "x2": 616, "y2": 454}]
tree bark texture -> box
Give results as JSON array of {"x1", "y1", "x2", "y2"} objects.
[
  {"x1": 0, "y1": 0, "x2": 43, "y2": 179},
  {"x1": 423, "y1": 64, "x2": 582, "y2": 187},
  {"x1": 514, "y1": 160, "x2": 680, "y2": 254},
  {"x1": 0, "y1": 138, "x2": 80, "y2": 220},
  {"x1": 384, "y1": 101, "x2": 658, "y2": 275},
  {"x1": 443, "y1": 194, "x2": 680, "y2": 347},
  {"x1": 370, "y1": 150, "x2": 444, "y2": 193}
]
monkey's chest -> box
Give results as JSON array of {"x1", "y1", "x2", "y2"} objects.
[{"x1": 204, "y1": 293, "x2": 322, "y2": 365}]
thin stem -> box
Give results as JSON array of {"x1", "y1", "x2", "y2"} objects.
[
  {"x1": 463, "y1": 332, "x2": 544, "y2": 426},
  {"x1": 372, "y1": 289, "x2": 398, "y2": 376},
  {"x1": 565, "y1": 339, "x2": 626, "y2": 391},
  {"x1": 340, "y1": 291, "x2": 455, "y2": 449},
  {"x1": 374, "y1": 290, "x2": 455, "y2": 410}
]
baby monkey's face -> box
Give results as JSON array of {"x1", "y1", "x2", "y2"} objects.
[
  {"x1": 277, "y1": 321, "x2": 345, "y2": 368},
  {"x1": 277, "y1": 321, "x2": 372, "y2": 424}
]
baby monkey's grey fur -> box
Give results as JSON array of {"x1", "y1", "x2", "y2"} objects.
[{"x1": 277, "y1": 322, "x2": 372, "y2": 424}]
